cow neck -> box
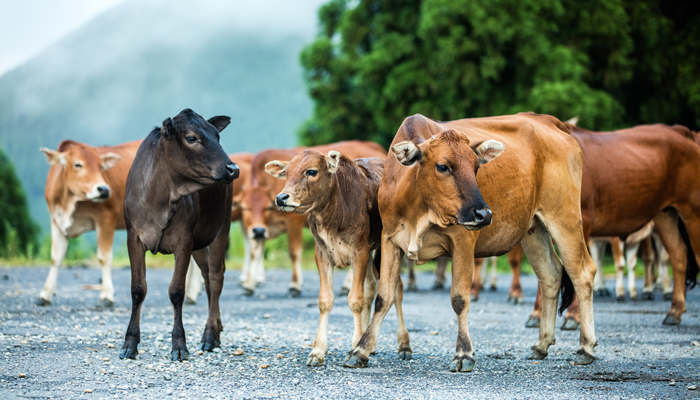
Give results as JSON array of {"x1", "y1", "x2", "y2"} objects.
[{"x1": 48, "y1": 167, "x2": 79, "y2": 235}]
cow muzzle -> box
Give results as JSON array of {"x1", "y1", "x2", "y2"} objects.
[
  {"x1": 458, "y1": 207, "x2": 492, "y2": 230},
  {"x1": 250, "y1": 227, "x2": 267, "y2": 240},
  {"x1": 87, "y1": 185, "x2": 111, "y2": 201},
  {"x1": 275, "y1": 193, "x2": 299, "y2": 213}
]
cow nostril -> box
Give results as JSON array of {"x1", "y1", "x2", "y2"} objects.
[
  {"x1": 252, "y1": 227, "x2": 266, "y2": 239},
  {"x1": 97, "y1": 186, "x2": 110, "y2": 198},
  {"x1": 226, "y1": 162, "x2": 239, "y2": 179},
  {"x1": 276, "y1": 193, "x2": 290, "y2": 207},
  {"x1": 474, "y1": 208, "x2": 492, "y2": 224}
]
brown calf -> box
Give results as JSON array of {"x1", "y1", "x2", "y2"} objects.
[
  {"x1": 345, "y1": 113, "x2": 598, "y2": 371},
  {"x1": 240, "y1": 141, "x2": 386, "y2": 296},
  {"x1": 267, "y1": 151, "x2": 385, "y2": 366}
]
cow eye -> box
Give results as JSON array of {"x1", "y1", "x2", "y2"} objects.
[
  {"x1": 305, "y1": 169, "x2": 318, "y2": 177},
  {"x1": 436, "y1": 163, "x2": 449, "y2": 173},
  {"x1": 185, "y1": 135, "x2": 198, "y2": 144},
  {"x1": 74, "y1": 162, "x2": 83, "y2": 169}
]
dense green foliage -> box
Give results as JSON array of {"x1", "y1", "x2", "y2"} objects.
[
  {"x1": 0, "y1": 149, "x2": 39, "y2": 257},
  {"x1": 299, "y1": 0, "x2": 699, "y2": 147}
]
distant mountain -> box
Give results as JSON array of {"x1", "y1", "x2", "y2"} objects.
[{"x1": 0, "y1": 0, "x2": 322, "y2": 228}]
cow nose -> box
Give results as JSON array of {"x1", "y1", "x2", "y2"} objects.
[
  {"x1": 473, "y1": 207, "x2": 492, "y2": 225},
  {"x1": 97, "y1": 185, "x2": 110, "y2": 199},
  {"x1": 252, "y1": 227, "x2": 266, "y2": 240},
  {"x1": 226, "y1": 162, "x2": 239, "y2": 180},
  {"x1": 276, "y1": 193, "x2": 289, "y2": 207}
]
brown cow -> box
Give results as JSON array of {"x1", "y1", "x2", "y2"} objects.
[
  {"x1": 528, "y1": 123, "x2": 700, "y2": 328},
  {"x1": 266, "y1": 151, "x2": 386, "y2": 366},
  {"x1": 119, "y1": 109, "x2": 238, "y2": 361},
  {"x1": 345, "y1": 112, "x2": 598, "y2": 371},
  {"x1": 39, "y1": 140, "x2": 139, "y2": 306},
  {"x1": 239, "y1": 141, "x2": 386, "y2": 296}
]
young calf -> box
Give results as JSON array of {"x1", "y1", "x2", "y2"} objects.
[
  {"x1": 119, "y1": 109, "x2": 239, "y2": 361},
  {"x1": 266, "y1": 150, "x2": 387, "y2": 366}
]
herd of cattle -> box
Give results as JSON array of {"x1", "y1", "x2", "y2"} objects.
[{"x1": 36, "y1": 108, "x2": 700, "y2": 372}]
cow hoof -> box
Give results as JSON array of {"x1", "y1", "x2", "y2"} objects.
[
  {"x1": 200, "y1": 340, "x2": 220, "y2": 352},
  {"x1": 398, "y1": 348, "x2": 412, "y2": 361},
  {"x1": 641, "y1": 292, "x2": 654, "y2": 301},
  {"x1": 185, "y1": 297, "x2": 196, "y2": 305},
  {"x1": 338, "y1": 287, "x2": 350, "y2": 297},
  {"x1": 119, "y1": 343, "x2": 138, "y2": 360},
  {"x1": 97, "y1": 298, "x2": 114, "y2": 308},
  {"x1": 528, "y1": 347, "x2": 547, "y2": 360},
  {"x1": 288, "y1": 288, "x2": 302, "y2": 298},
  {"x1": 171, "y1": 347, "x2": 190, "y2": 362},
  {"x1": 629, "y1": 294, "x2": 637, "y2": 301},
  {"x1": 525, "y1": 316, "x2": 540, "y2": 328},
  {"x1": 450, "y1": 356, "x2": 475, "y2": 372},
  {"x1": 432, "y1": 281, "x2": 444, "y2": 290},
  {"x1": 616, "y1": 295, "x2": 625, "y2": 302},
  {"x1": 242, "y1": 287, "x2": 255, "y2": 296},
  {"x1": 36, "y1": 297, "x2": 51, "y2": 306},
  {"x1": 512, "y1": 296, "x2": 524, "y2": 305},
  {"x1": 306, "y1": 353, "x2": 325, "y2": 367},
  {"x1": 489, "y1": 285, "x2": 497, "y2": 292},
  {"x1": 663, "y1": 292, "x2": 673, "y2": 301},
  {"x1": 470, "y1": 294, "x2": 479, "y2": 302},
  {"x1": 561, "y1": 317, "x2": 579, "y2": 331},
  {"x1": 343, "y1": 353, "x2": 369, "y2": 368},
  {"x1": 662, "y1": 314, "x2": 681, "y2": 326},
  {"x1": 574, "y1": 349, "x2": 595, "y2": 365},
  {"x1": 406, "y1": 283, "x2": 418, "y2": 292}
]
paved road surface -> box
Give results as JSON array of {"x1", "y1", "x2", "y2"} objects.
[{"x1": 1, "y1": 266, "x2": 699, "y2": 399}]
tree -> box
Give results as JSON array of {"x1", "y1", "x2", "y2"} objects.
[
  {"x1": 299, "y1": 0, "x2": 699, "y2": 147},
  {"x1": 0, "y1": 148, "x2": 39, "y2": 257}
]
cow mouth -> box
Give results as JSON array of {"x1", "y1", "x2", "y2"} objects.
[{"x1": 460, "y1": 221, "x2": 491, "y2": 230}]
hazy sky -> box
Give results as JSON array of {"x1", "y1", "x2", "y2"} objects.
[{"x1": 0, "y1": 0, "x2": 124, "y2": 75}]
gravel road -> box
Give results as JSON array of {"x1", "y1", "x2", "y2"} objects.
[{"x1": 1, "y1": 266, "x2": 698, "y2": 399}]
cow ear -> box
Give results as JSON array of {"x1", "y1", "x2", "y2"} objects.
[
  {"x1": 265, "y1": 160, "x2": 288, "y2": 179},
  {"x1": 326, "y1": 150, "x2": 341, "y2": 173},
  {"x1": 100, "y1": 152, "x2": 121, "y2": 170},
  {"x1": 472, "y1": 140, "x2": 504, "y2": 165},
  {"x1": 162, "y1": 117, "x2": 174, "y2": 139},
  {"x1": 391, "y1": 141, "x2": 422, "y2": 166},
  {"x1": 208, "y1": 116, "x2": 231, "y2": 132},
  {"x1": 565, "y1": 116, "x2": 579, "y2": 126},
  {"x1": 40, "y1": 147, "x2": 65, "y2": 165}
]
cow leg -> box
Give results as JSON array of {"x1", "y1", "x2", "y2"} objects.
[
  {"x1": 471, "y1": 258, "x2": 484, "y2": 301},
  {"x1": 405, "y1": 258, "x2": 418, "y2": 292},
  {"x1": 610, "y1": 238, "x2": 626, "y2": 301},
  {"x1": 525, "y1": 286, "x2": 542, "y2": 328},
  {"x1": 624, "y1": 242, "x2": 640, "y2": 300},
  {"x1": 308, "y1": 247, "x2": 333, "y2": 366},
  {"x1": 340, "y1": 267, "x2": 353, "y2": 296},
  {"x1": 287, "y1": 222, "x2": 304, "y2": 297},
  {"x1": 642, "y1": 237, "x2": 656, "y2": 299},
  {"x1": 243, "y1": 238, "x2": 264, "y2": 296},
  {"x1": 653, "y1": 212, "x2": 688, "y2": 325},
  {"x1": 488, "y1": 256, "x2": 498, "y2": 291},
  {"x1": 184, "y1": 258, "x2": 203, "y2": 304},
  {"x1": 520, "y1": 220, "x2": 562, "y2": 360},
  {"x1": 169, "y1": 248, "x2": 192, "y2": 361},
  {"x1": 653, "y1": 234, "x2": 672, "y2": 299},
  {"x1": 95, "y1": 218, "x2": 116, "y2": 307},
  {"x1": 345, "y1": 237, "x2": 404, "y2": 368},
  {"x1": 239, "y1": 223, "x2": 252, "y2": 284},
  {"x1": 349, "y1": 250, "x2": 370, "y2": 349},
  {"x1": 449, "y1": 242, "x2": 477, "y2": 372},
  {"x1": 362, "y1": 260, "x2": 378, "y2": 334},
  {"x1": 540, "y1": 215, "x2": 597, "y2": 364},
  {"x1": 38, "y1": 222, "x2": 69, "y2": 305},
  {"x1": 433, "y1": 256, "x2": 448, "y2": 290},
  {"x1": 508, "y1": 249, "x2": 524, "y2": 304},
  {"x1": 589, "y1": 240, "x2": 606, "y2": 297},
  {"x1": 119, "y1": 231, "x2": 147, "y2": 360},
  {"x1": 203, "y1": 227, "x2": 228, "y2": 351},
  {"x1": 394, "y1": 274, "x2": 411, "y2": 360}
]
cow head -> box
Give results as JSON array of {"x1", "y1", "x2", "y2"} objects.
[
  {"x1": 240, "y1": 185, "x2": 276, "y2": 240},
  {"x1": 391, "y1": 129, "x2": 504, "y2": 230},
  {"x1": 41, "y1": 142, "x2": 121, "y2": 202},
  {"x1": 159, "y1": 108, "x2": 238, "y2": 187},
  {"x1": 265, "y1": 150, "x2": 341, "y2": 213}
]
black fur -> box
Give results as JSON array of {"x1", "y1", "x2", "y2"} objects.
[
  {"x1": 559, "y1": 269, "x2": 575, "y2": 315},
  {"x1": 679, "y1": 218, "x2": 698, "y2": 290}
]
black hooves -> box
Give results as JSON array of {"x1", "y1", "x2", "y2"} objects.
[
  {"x1": 288, "y1": 287, "x2": 302, "y2": 298},
  {"x1": 489, "y1": 285, "x2": 497, "y2": 292},
  {"x1": 450, "y1": 355, "x2": 475, "y2": 372},
  {"x1": 36, "y1": 297, "x2": 51, "y2": 306},
  {"x1": 525, "y1": 315, "x2": 540, "y2": 328},
  {"x1": 574, "y1": 349, "x2": 595, "y2": 365},
  {"x1": 405, "y1": 283, "x2": 418, "y2": 292},
  {"x1": 338, "y1": 287, "x2": 350, "y2": 297},
  {"x1": 663, "y1": 292, "x2": 673, "y2": 301},
  {"x1": 171, "y1": 347, "x2": 190, "y2": 361},
  {"x1": 343, "y1": 353, "x2": 369, "y2": 368},
  {"x1": 616, "y1": 295, "x2": 625, "y2": 302},
  {"x1": 398, "y1": 348, "x2": 412, "y2": 361},
  {"x1": 242, "y1": 287, "x2": 255, "y2": 296},
  {"x1": 119, "y1": 343, "x2": 138, "y2": 360},
  {"x1": 97, "y1": 298, "x2": 114, "y2": 308},
  {"x1": 594, "y1": 288, "x2": 611, "y2": 297},
  {"x1": 528, "y1": 347, "x2": 547, "y2": 360},
  {"x1": 507, "y1": 295, "x2": 524, "y2": 304},
  {"x1": 662, "y1": 313, "x2": 681, "y2": 326},
  {"x1": 431, "y1": 281, "x2": 445, "y2": 290},
  {"x1": 201, "y1": 328, "x2": 221, "y2": 351},
  {"x1": 184, "y1": 297, "x2": 197, "y2": 305},
  {"x1": 641, "y1": 292, "x2": 654, "y2": 301},
  {"x1": 561, "y1": 317, "x2": 580, "y2": 331}
]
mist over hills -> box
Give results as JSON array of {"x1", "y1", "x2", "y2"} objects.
[{"x1": 0, "y1": 0, "x2": 323, "y2": 228}]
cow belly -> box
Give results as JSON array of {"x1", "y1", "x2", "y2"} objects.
[
  {"x1": 315, "y1": 229, "x2": 354, "y2": 267},
  {"x1": 65, "y1": 216, "x2": 95, "y2": 237}
]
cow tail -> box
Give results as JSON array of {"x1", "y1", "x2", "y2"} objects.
[
  {"x1": 679, "y1": 218, "x2": 698, "y2": 290},
  {"x1": 559, "y1": 268, "x2": 575, "y2": 315},
  {"x1": 373, "y1": 247, "x2": 381, "y2": 275}
]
